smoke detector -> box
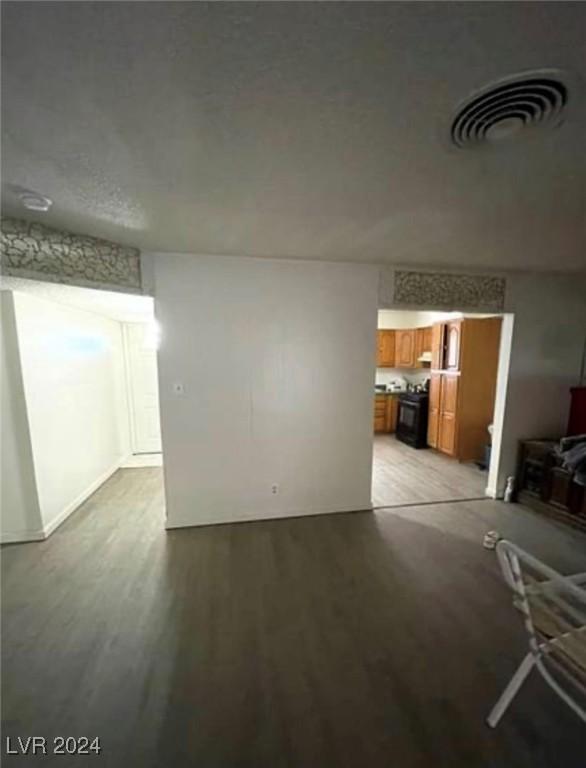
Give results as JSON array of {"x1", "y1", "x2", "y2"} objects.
[
  {"x1": 19, "y1": 190, "x2": 53, "y2": 212},
  {"x1": 450, "y1": 71, "x2": 569, "y2": 149}
]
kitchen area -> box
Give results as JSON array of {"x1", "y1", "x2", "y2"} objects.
[{"x1": 372, "y1": 310, "x2": 502, "y2": 508}]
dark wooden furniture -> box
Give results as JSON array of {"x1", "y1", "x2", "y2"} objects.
[
  {"x1": 517, "y1": 439, "x2": 586, "y2": 532},
  {"x1": 568, "y1": 386, "x2": 586, "y2": 436}
]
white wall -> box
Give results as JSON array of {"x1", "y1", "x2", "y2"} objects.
[
  {"x1": 0, "y1": 292, "x2": 43, "y2": 541},
  {"x1": 154, "y1": 253, "x2": 379, "y2": 528},
  {"x1": 377, "y1": 309, "x2": 458, "y2": 329},
  {"x1": 488, "y1": 273, "x2": 586, "y2": 495},
  {"x1": 10, "y1": 291, "x2": 130, "y2": 535}
]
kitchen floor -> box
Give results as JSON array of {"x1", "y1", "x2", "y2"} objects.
[{"x1": 372, "y1": 434, "x2": 488, "y2": 507}]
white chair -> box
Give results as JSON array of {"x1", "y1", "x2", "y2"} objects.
[{"x1": 487, "y1": 539, "x2": 586, "y2": 728}]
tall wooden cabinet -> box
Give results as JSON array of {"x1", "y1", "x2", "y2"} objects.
[{"x1": 427, "y1": 317, "x2": 501, "y2": 462}]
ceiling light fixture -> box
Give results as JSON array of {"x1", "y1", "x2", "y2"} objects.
[{"x1": 18, "y1": 191, "x2": 53, "y2": 212}]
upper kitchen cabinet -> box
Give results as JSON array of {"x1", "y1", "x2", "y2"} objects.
[
  {"x1": 377, "y1": 325, "x2": 432, "y2": 369},
  {"x1": 445, "y1": 321, "x2": 462, "y2": 370},
  {"x1": 431, "y1": 323, "x2": 444, "y2": 369},
  {"x1": 376, "y1": 330, "x2": 395, "y2": 367},
  {"x1": 431, "y1": 320, "x2": 461, "y2": 371},
  {"x1": 395, "y1": 329, "x2": 416, "y2": 368},
  {"x1": 415, "y1": 326, "x2": 432, "y2": 366}
]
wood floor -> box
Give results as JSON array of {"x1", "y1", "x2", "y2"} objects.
[
  {"x1": 2, "y1": 468, "x2": 586, "y2": 767},
  {"x1": 372, "y1": 434, "x2": 487, "y2": 507}
]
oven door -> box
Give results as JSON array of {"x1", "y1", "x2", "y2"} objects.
[
  {"x1": 398, "y1": 401, "x2": 417, "y2": 433},
  {"x1": 396, "y1": 398, "x2": 428, "y2": 448}
]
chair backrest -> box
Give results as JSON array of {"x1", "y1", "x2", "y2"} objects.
[{"x1": 495, "y1": 540, "x2": 586, "y2": 708}]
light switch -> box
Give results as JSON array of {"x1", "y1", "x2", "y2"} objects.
[{"x1": 173, "y1": 382, "x2": 185, "y2": 396}]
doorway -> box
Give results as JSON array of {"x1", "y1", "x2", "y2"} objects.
[
  {"x1": 372, "y1": 309, "x2": 505, "y2": 509},
  {"x1": 0, "y1": 276, "x2": 164, "y2": 543},
  {"x1": 123, "y1": 322, "x2": 163, "y2": 460}
]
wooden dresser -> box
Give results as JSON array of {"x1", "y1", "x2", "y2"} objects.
[{"x1": 517, "y1": 439, "x2": 586, "y2": 533}]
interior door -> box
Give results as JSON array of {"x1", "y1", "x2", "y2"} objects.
[{"x1": 125, "y1": 323, "x2": 162, "y2": 454}]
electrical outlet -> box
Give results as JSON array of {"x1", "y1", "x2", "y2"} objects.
[{"x1": 271, "y1": 484, "x2": 279, "y2": 495}]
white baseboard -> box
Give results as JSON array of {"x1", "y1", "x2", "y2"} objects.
[
  {"x1": 165, "y1": 500, "x2": 373, "y2": 530},
  {"x1": 42, "y1": 456, "x2": 125, "y2": 539},
  {"x1": 485, "y1": 485, "x2": 504, "y2": 500},
  {"x1": 1, "y1": 529, "x2": 46, "y2": 544}
]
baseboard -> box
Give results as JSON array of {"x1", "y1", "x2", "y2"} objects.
[
  {"x1": 42, "y1": 456, "x2": 125, "y2": 538},
  {"x1": 485, "y1": 485, "x2": 504, "y2": 500},
  {"x1": 0, "y1": 529, "x2": 46, "y2": 544},
  {"x1": 165, "y1": 501, "x2": 373, "y2": 530}
]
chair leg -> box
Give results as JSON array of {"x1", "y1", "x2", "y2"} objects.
[{"x1": 487, "y1": 653, "x2": 535, "y2": 728}]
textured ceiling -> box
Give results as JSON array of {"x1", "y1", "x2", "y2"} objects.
[{"x1": 2, "y1": 2, "x2": 586, "y2": 271}]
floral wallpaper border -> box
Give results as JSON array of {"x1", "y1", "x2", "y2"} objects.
[
  {"x1": 0, "y1": 217, "x2": 142, "y2": 292},
  {"x1": 393, "y1": 269, "x2": 506, "y2": 310}
]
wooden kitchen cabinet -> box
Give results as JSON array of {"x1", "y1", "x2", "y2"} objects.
[
  {"x1": 431, "y1": 323, "x2": 444, "y2": 370},
  {"x1": 427, "y1": 373, "x2": 441, "y2": 448},
  {"x1": 374, "y1": 394, "x2": 399, "y2": 434},
  {"x1": 415, "y1": 326, "x2": 432, "y2": 367},
  {"x1": 374, "y1": 394, "x2": 387, "y2": 432},
  {"x1": 376, "y1": 330, "x2": 395, "y2": 367},
  {"x1": 429, "y1": 317, "x2": 502, "y2": 462},
  {"x1": 445, "y1": 321, "x2": 461, "y2": 370},
  {"x1": 387, "y1": 396, "x2": 399, "y2": 432},
  {"x1": 431, "y1": 320, "x2": 462, "y2": 372},
  {"x1": 377, "y1": 326, "x2": 431, "y2": 370},
  {"x1": 438, "y1": 375, "x2": 459, "y2": 455},
  {"x1": 395, "y1": 329, "x2": 416, "y2": 368}
]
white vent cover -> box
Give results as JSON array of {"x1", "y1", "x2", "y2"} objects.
[{"x1": 451, "y1": 73, "x2": 568, "y2": 149}]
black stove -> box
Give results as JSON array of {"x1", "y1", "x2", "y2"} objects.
[{"x1": 396, "y1": 392, "x2": 429, "y2": 449}]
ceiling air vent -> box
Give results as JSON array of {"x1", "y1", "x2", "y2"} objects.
[{"x1": 450, "y1": 73, "x2": 568, "y2": 149}]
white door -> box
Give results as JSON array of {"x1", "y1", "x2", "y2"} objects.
[{"x1": 125, "y1": 322, "x2": 162, "y2": 454}]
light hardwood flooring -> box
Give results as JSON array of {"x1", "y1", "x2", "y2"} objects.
[
  {"x1": 2, "y1": 468, "x2": 586, "y2": 767},
  {"x1": 372, "y1": 434, "x2": 488, "y2": 507},
  {"x1": 120, "y1": 452, "x2": 163, "y2": 468}
]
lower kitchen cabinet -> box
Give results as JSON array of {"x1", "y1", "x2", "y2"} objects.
[{"x1": 374, "y1": 394, "x2": 399, "y2": 434}]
